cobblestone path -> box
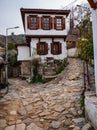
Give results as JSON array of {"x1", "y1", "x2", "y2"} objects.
[{"x1": 0, "y1": 58, "x2": 90, "y2": 130}]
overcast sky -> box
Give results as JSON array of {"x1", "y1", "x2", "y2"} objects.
[{"x1": 0, "y1": 0, "x2": 88, "y2": 35}]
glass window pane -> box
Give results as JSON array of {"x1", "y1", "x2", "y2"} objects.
[
  {"x1": 43, "y1": 17, "x2": 50, "y2": 29},
  {"x1": 56, "y1": 18, "x2": 62, "y2": 29},
  {"x1": 30, "y1": 16, "x2": 37, "y2": 29}
]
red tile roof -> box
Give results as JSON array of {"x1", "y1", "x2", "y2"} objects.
[{"x1": 66, "y1": 35, "x2": 79, "y2": 42}]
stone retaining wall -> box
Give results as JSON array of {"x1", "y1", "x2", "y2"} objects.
[{"x1": 85, "y1": 93, "x2": 97, "y2": 130}]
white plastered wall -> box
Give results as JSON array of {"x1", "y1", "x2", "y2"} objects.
[
  {"x1": 17, "y1": 46, "x2": 31, "y2": 61},
  {"x1": 92, "y1": 9, "x2": 97, "y2": 94},
  {"x1": 25, "y1": 14, "x2": 67, "y2": 36},
  {"x1": 30, "y1": 38, "x2": 67, "y2": 63},
  {"x1": 67, "y1": 48, "x2": 78, "y2": 57}
]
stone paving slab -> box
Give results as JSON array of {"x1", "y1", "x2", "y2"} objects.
[{"x1": 0, "y1": 58, "x2": 91, "y2": 130}]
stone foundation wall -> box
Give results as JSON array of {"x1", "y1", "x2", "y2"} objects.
[
  {"x1": 21, "y1": 61, "x2": 31, "y2": 76},
  {"x1": 8, "y1": 66, "x2": 21, "y2": 78},
  {"x1": 85, "y1": 93, "x2": 97, "y2": 130},
  {"x1": 20, "y1": 58, "x2": 67, "y2": 78}
]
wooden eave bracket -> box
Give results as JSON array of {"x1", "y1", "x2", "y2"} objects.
[
  {"x1": 96, "y1": 2, "x2": 97, "y2": 8},
  {"x1": 87, "y1": 0, "x2": 97, "y2": 9}
]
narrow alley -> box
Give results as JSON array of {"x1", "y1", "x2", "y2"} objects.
[{"x1": 0, "y1": 58, "x2": 90, "y2": 130}]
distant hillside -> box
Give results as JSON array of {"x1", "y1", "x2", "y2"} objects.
[{"x1": 0, "y1": 34, "x2": 26, "y2": 47}]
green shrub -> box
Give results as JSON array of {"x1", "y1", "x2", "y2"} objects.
[
  {"x1": 31, "y1": 59, "x2": 45, "y2": 83},
  {"x1": 88, "y1": 126, "x2": 95, "y2": 130},
  {"x1": 80, "y1": 95, "x2": 85, "y2": 117},
  {"x1": 55, "y1": 59, "x2": 68, "y2": 74}
]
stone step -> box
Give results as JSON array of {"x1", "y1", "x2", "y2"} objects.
[
  {"x1": 43, "y1": 64, "x2": 55, "y2": 67},
  {"x1": 43, "y1": 75, "x2": 57, "y2": 80},
  {"x1": 43, "y1": 71, "x2": 56, "y2": 76},
  {"x1": 43, "y1": 66, "x2": 56, "y2": 68},
  {"x1": 43, "y1": 67, "x2": 56, "y2": 71}
]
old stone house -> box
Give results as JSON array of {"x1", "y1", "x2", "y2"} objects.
[{"x1": 17, "y1": 8, "x2": 70, "y2": 77}]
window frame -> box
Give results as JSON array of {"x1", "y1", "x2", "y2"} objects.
[
  {"x1": 27, "y1": 15, "x2": 39, "y2": 30},
  {"x1": 41, "y1": 16, "x2": 52, "y2": 30},
  {"x1": 37, "y1": 42, "x2": 48, "y2": 55},
  {"x1": 54, "y1": 16, "x2": 65, "y2": 30},
  {"x1": 51, "y1": 42, "x2": 62, "y2": 55}
]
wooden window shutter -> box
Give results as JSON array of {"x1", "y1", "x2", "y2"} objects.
[
  {"x1": 62, "y1": 17, "x2": 65, "y2": 30},
  {"x1": 37, "y1": 42, "x2": 48, "y2": 55},
  {"x1": 58, "y1": 42, "x2": 62, "y2": 54},
  {"x1": 44, "y1": 43, "x2": 48, "y2": 54},
  {"x1": 49, "y1": 17, "x2": 52, "y2": 29},
  {"x1": 41, "y1": 16, "x2": 44, "y2": 29},
  {"x1": 37, "y1": 43, "x2": 40, "y2": 54},
  {"x1": 39, "y1": 17, "x2": 41, "y2": 29},
  {"x1": 54, "y1": 17, "x2": 56, "y2": 29},
  {"x1": 27, "y1": 16, "x2": 31, "y2": 29},
  {"x1": 36, "y1": 16, "x2": 39, "y2": 29},
  {"x1": 51, "y1": 43, "x2": 54, "y2": 54}
]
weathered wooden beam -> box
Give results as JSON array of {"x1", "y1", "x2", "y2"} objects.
[
  {"x1": 87, "y1": 0, "x2": 97, "y2": 9},
  {"x1": 96, "y1": 2, "x2": 97, "y2": 8}
]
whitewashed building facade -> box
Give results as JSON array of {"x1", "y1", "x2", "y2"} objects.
[{"x1": 17, "y1": 8, "x2": 70, "y2": 76}]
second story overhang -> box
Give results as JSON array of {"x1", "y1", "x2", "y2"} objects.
[
  {"x1": 20, "y1": 8, "x2": 70, "y2": 22},
  {"x1": 20, "y1": 8, "x2": 70, "y2": 36}
]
